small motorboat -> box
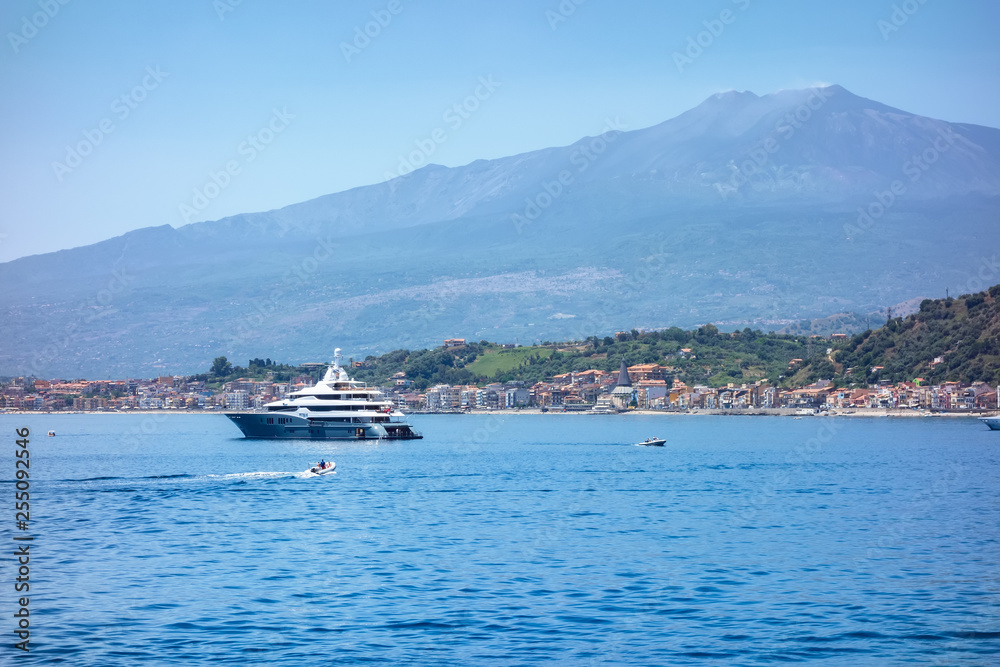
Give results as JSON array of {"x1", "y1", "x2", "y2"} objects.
[
  {"x1": 635, "y1": 437, "x2": 665, "y2": 447},
  {"x1": 307, "y1": 460, "x2": 337, "y2": 475},
  {"x1": 47, "y1": 431, "x2": 55, "y2": 437}
]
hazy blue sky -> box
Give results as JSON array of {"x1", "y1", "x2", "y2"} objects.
[{"x1": 1, "y1": 0, "x2": 997, "y2": 262}]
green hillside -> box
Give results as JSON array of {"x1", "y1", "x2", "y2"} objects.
[
  {"x1": 810, "y1": 286, "x2": 1000, "y2": 386},
  {"x1": 210, "y1": 285, "x2": 999, "y2": 391},
  {"x1": 465, "y1": 347, "x2": 554, "y2": 377},
  {"x1": 349, "y1": 326, "x2": 825, "y2": 390}
]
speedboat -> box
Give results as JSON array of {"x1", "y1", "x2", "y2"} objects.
[
  {"x1": 226, "y1": 348, "x2": 422, "y2": 440},
  {"x1": 307, "y1": 460, "x2": 336, "y2": 475},
  {"x1": 980, "y1": 416, "x2": 1000, "y2": 431},
  {"x1": 635, "y1": 437, "x2": 665, "y2": 447}
]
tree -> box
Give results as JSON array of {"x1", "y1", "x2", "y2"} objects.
[
  {"x1": 696, "y1": 323, "x2": 719, "y2": 342},
  {"x1": 211, "y1": 356, "x2": 232, "y2": 376}
]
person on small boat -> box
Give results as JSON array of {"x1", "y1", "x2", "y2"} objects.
[{"x1": 319, "y1": 459, "x2": 326, "y2": 470}]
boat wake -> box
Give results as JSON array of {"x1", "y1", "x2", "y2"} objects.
[
  {"x1": 298, "y1": 470, "x2": 335, "y2": 478},
  {"x1": 206, "y1": 469, "x2": 337, "y2": 480},
  {"x1": 63, "y1": 470, "x2": 328, "y2": 484},
  {"x1": 204, "y1": 471, "x2": 299, "y2": 481}
]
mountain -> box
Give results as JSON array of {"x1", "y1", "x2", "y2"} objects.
[{"x1": 2, "y1": 85, "x2": 999, "y2": 378}]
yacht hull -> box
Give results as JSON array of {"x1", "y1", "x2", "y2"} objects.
[
  {"x1": 224, "y1": 349, "x2": 423, "y2": 441},
  {"x1": 980, "y1": 416, "x2": 1000, "y2": 431},
  {"x1": 225, "y1": 413, "x2": 422, "y2": 440}
]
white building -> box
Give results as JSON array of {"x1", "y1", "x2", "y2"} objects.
[
  {"x1": 139, "y1": 396, "x2": 164, "y2": 410},
  {"x1": 225, "y1": 390, "x2": 250, "y2": 410},
  {"x1": 505, "y1": 387, "x2": 530, "y2": 408},
  {"x1": 424, "y1": 385, "x2": 459, "y2": 410}
]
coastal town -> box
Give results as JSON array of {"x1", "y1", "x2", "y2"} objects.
[{"x1": 2, "y1": 354, "x2": 997, "y2": 415}]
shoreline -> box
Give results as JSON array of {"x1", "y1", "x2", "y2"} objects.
[
  {"x1": 2, "y1": 408, "x2": 996, "y2": 419},
  {"x1": 415, "y1": 408, "x2": 996, "y2": 418}
]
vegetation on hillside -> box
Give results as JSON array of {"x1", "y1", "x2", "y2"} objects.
[
  {"x1": 193, "y1": 357, "x2": 319, "y2": 388},
  {"x1": 351, "y1": 345, "x2": 484, "y2": 390},
  {"x1": 198, "y1": 285, "x2": 1000, "y2": 390},
  {"x1": 809, "y1": 286, "x2": 1000, "y2": 386},
  {"x1": 348, "y1": 326, "x2": 827, "y2": 390}
]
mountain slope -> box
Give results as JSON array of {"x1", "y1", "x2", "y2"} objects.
[
  {"x1": 2, "y1": 85, "x2": 998, "y2": 378},
  {"x1": 349, "y1": 284, "x2": 1000, "y2": 389},
  {"x1": 814, "y1": 287, "x2": 1000, "y2": 386}
]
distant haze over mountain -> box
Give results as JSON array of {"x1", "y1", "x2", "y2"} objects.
[{"x1": 3, "y1": 85, "x2": 998, "y2": 378}]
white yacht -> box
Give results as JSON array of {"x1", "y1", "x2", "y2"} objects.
[
  {"x1": 980, "y1": 416, "x2": 1000, "y2": 431},
  {"x1": 225, "y1": 349, "x2": 422, "y2": 440}
]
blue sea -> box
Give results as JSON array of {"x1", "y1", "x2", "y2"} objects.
[{"x1": 1, "y1": 413, "x2": 998, "y2": 665}]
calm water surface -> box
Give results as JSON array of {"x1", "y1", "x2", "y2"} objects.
[{"x1": 1, "y1": 413, "x2": 998, "y2": 665}]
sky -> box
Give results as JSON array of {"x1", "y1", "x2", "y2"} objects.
[{"x1": 0, "y1": 0, "x2": 997, "y2": 263}]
